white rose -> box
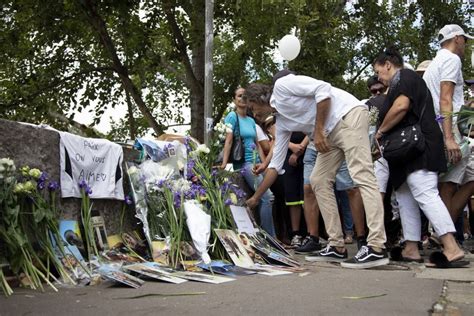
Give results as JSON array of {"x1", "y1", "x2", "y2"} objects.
[
  {"x1": 197, "y1": 144, "x2": 210, "y2": 154},
  {"x1": 128, "y1": 166, "x2": 139, "y2": 175}
]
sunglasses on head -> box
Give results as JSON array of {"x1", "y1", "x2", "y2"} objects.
[{"x1": 370, "y1": 87, "x2": 385, "y2": 95}]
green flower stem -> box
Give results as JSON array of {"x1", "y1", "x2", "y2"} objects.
[
  {"x1": 162, "y1": 188, "x2": 184, "y2": 268},
  {"x1": 80, "y1": 189, "x2": 99, "y2": 262},
  {"x1": 0, "y1": 269, "x2": 13, "y2": 297}
]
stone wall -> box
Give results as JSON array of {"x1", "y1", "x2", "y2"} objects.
[
  {"x1": 0, "y1": 118, "x2": 255, "y2": 237},
  {"x1": 0, "y1": 118, "x2": 139, "y2": 235}
]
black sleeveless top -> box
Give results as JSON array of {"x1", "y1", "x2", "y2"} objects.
[{"x1": 379, "y1": 69, "x2": 447, "y2": 189}]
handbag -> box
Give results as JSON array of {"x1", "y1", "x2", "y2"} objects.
[
  {"x1": 380, "y1": 92, "x2": 427, "y2": 164},
  {"x1": 230, "y1": 112, "x2": 245, "y2": 163}
]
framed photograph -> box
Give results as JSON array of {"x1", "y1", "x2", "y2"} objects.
[
  {"x1": 59, "y1": 220, "x2": 87, "y2": 260},
  {"x1": 229, "y1": 205, "x2": 257, "y2": 235},
  {"x1": 91, "y1": 215, "x2": 108, "y2": 251},
  {"x1": 147, "y1": 263, "x2": 235, "y2": 284},
  {"x1": 167, "y1": 145, "x2": 176, "y2": 157},
  {"x1": 197, "y1": 260, "x2": 257, "y2": 277},
  {"x1": 248, "y1": 264, "x2": 293, "y2": 276},
  {"x1": 98, "y1": 265, "x2": 144, "y2": 288},
  {"x1": 248, "y1": 233, "x2": 299, "y2": 267},
  {"x1": 172, "y1": 271, "x2": 235, "y2": 284},
  {"x1": 151, "y1": 240, "x2": 170, "y2": 265},
  {"x1": 237, "y1": 232, "x2": 257, "y2": 261},
  {"x1": 214, "y1": 229, "x2": 254, "y2": 268},
  {"x1": 123, "y1": 263, "x2": 187, "y2": 284},
  {"x1": 256, "y1": 229, "x2": 291, "y2": 256}
]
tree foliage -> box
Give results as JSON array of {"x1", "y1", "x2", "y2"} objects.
[{"x1": 0, "y1": 0, "x2": 471, "y2": 142}]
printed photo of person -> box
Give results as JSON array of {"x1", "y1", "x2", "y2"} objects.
[
  {"x1": 215, "y1": 229, "x2": 254, "y2": 268},
  {"x1": 59, "y1": 220, "x2": 87, "y2": 260}
]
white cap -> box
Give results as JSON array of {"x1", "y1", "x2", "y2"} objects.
[
  {"x1": 438, "y1": 24, "x2": 473, "y2": 44},
  {"x1": 416, "y1": 60, "x2": 432, "y2": 72}
]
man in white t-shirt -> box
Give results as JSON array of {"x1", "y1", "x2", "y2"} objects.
[
  {"x1": 423, "y1": 24, "x2": 473, "y2": 228},
  {"x1": 244, "y1": 71, "x2": 388, "y2": 269}
]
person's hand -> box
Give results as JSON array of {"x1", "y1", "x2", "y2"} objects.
[
  {"x1": 288, "y1": 142, "x2": 298, "y2": 153},
  {"x1": 445, "y1": 137, "x2": 462, "y2": 164},
  {"x1": 246, "y1": 196, "x2": 259, "y2": 209},
  {"x1": 314, "y1": 128, "x2": 330, "y2": 153},
  {"x1": 375, "y1": 129, "x2": 384, "y2": 140},
  {"x1": 290, "y1": 143, "x2": 305, "y2": 155},
  {"x1": 219, "y1": 163, "x2": 227, "y2": 170},
  {"x1": 253, "y1": 163, "x2": 266, "y2": 175},
  {"x1": 288, "y1": 153, "x2": 299, "y2": 167},
  {"x1": 371, "y1": 141, "x2": 382, "y2": 161}
]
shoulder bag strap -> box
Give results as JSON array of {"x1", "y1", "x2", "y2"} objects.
[
  {"x1": 234, "y1": 111, "x2": 241, "y2": 137},
  {"x1": 417, "y1": 88, "x2": 429, "y2": 123}
]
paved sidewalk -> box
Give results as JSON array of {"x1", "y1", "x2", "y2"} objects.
[{"x1": 1, "y1": 242, "x2": 473, "y2": 316}]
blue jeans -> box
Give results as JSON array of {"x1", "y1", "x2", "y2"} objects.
[
  {"x1": 336, "y1": 190, "x2": 354, "y2": 234},
  {"x1": 241, "y1": 162, "x2": 276, "y2": 237},
  {"x1": 303, "y1": 147, "x2": 354, "y2": 190}
]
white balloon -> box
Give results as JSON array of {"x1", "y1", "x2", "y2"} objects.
[{"x1": 278, "y1": 35, "x2": 301, "y2": 61}]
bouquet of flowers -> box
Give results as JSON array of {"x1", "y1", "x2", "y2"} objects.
[
  {"x1": 185, "y1": 138, "x2": 247, "y2": 259},
  {"x1": 0, "y1": 161, "x2": 61, "y2": 295}
]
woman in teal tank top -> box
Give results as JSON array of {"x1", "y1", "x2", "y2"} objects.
[{"x1": 220, "y1": 88, "x2": 275, "y2": 237}]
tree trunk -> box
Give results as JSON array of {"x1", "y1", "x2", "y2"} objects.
[
  {"x1": 190, "y1": 38, "x2": 205, "y2": 143},
  {"x1": 80, "y1": 0, "x2": 163, "y2": 137},
  {"x1": 189, "y1": 1, "x2": 206, "y2": 143},
  {"x1": 125, "y1": 90, "x2": 136, "y2": 140},
  {"x1": 164, "y1": 0, "x2": 206, "y2": 143}
]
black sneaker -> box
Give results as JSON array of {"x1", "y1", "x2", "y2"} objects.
[
  {"x1": 295, "y1": 236, "x2": 322, "y2": 254},
  {"x1": 290, "y1": 235, "x2": 303, "y2": 248},
  {"x1": 305, "y1": 245, "x2": 348, "y2": 262},
  {"x1": 340, "y1": 245, "x2": 389, "y2": 269}
]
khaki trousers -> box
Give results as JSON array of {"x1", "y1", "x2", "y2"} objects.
[{"x1": 310, "y1": 106, "x2": 386, "y2": 248}]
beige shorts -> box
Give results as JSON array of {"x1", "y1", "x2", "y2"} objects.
[
  {"x1": 462, "y1": 142, "x2": 474, "y2": 184},
  {"x1": 440, "y1": 127, "x2": 469, "y2": 184},
  {"x1": 440, "y1": 156, "x2": 469, "y2": 184}
]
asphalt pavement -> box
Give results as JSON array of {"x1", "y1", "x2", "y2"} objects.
[{"x1": 1, "y1": 241, "x2": 473, "y2": 316}]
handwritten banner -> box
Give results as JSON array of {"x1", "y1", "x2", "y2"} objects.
[{"x1": 59, "y1": 132, "x2": 124, "y2": 200}]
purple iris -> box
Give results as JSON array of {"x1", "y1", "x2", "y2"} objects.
[
  {"x1": 78, "y1": 180, "x2": 92, "y2": 196},
  {"x1": 37, "y1": 181, "x2": 45, "y2": 190},
  {"x1": 435, "y1": 115, "x2": 444, "y2": 123},
  {"x1": 220, "y1": 182, "x2": 231, "y2": 192},
  {"x1": 224, "y1": 198, "x2": 232, "y2": 206},
  {"x1": 173, "y1": 191, "x2": 181, "y2": 208},
  {"x1": 78, "y1": 180, "x2": 88, "y2": 189},
  {"x1": 184, "y1": 136, "x2": 193, "y2": 153},
  {"x1": 39, "y1": 172, "x2": 48, "y2": 183},
  {"x1": 157, "y1": 179, "x2": 166, "y2": 188},
  {"x1": 85, "y1": 187, "x2": 93, "y2": 196},
  {"x1": 125, "y1": 195, "x2": 133, "y2": 205},
  {"x1": 186, "y1": 159, "x2": 196, "y2": 180},
  {"x1": 37, "y1": 172, "x2": 48, "y2": 190},
  {"x1": 231, "y1": 187, "x2": 246, "y2": 199},
  {"x1": 48, "y1": 181, "x2": 60, "y2": 191},
  {"x1": 211, "y1": 168, "x2": 218, "y2": 177}
]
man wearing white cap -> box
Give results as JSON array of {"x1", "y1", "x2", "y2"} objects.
[{"x1": 423, "y1": 24, "x2": 474, "y2": 231}]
